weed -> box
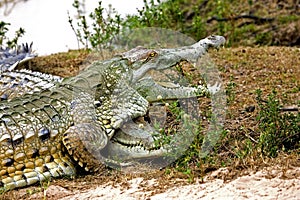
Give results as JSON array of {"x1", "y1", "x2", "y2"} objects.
[
  {"x1": 255, "y1": 32, "x2": 272, "y2": 45},
  {"x1": 26, "y1": 188, "x2": 42, "y2": 196},
  {"x1": 278, "y1": 15, "x2": 300, "y2": 24},
  {"x1": 125, "y1": 0, "x2": 186, "y2": 30},
  {"x1": 226, "y1": 75, "x2": 236, "y2": 104},
  {"x1": 0, "y1": 21, "x2": 25, "y2": 48},
  {"x1": 68, "y1": 0, "x2": 122, "y2": 56},
  {"x1": 256, "y1": 89, "x2": 300, "y2": 157}
]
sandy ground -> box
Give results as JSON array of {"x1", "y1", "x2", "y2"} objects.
[{"x1": 26, "y1": 166, "x2": 299, "y2": 200}]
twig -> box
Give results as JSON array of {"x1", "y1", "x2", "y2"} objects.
[
  {"x1": 207, "y1": 15, "x2": 274, "y2": 24},
  {"x1": 245, "y1": 128, "x2": 258, "y2": 144},
  {"x1": 279, "y1": 107, "x2": 299, "y2": 112}
]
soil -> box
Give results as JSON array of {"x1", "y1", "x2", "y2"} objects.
[{"x1": 1, "y1": 46, "x2": 299, "y2": 199}]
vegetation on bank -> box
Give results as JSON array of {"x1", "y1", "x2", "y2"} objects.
[{"x1": 67, "y1": 0, "x2": 300, "y2": 50}]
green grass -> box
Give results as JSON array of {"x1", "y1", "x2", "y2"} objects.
[
  {"x1": 278, "y1": 15, "x2": 300, "y2": 24},
  {"x1": 226, "y1": 75, "x2": 236, "y2": 104},
  {"x1": 256, "y1": 89, "x2": 300, "y2": 157},
  {"x1": 170, "y1": 86, "x2": 299, "y2": 180}
]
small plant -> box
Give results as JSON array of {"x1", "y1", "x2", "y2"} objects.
[
  {"x1": 68, "y1": 0, "x2": 122, "y2": 55},
  {"x1": 125, "y1": 0, "x2": 185, "y2": 29},
  {"x1": 0, "y1": 21, "x2": 25, "y2": 48},
  {"x1": 152, "y1": 100, "x2": 202, "y2": 178},
  {"x1": 226, "y1": 75, "x2": 236, "y2": 104},
  {"x1": 256, "y1": 89, "x2": 300, "y2": 157}
]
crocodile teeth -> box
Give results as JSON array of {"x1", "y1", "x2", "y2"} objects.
[{"x1": 78, "y1": 161, "x2": 84, "y2": 167}]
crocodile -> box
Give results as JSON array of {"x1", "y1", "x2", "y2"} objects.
[{"x1": 0, "y1": 35, "x2": 225, "y2": 190}]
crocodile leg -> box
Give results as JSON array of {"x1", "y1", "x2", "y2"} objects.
[
  {"x1": 62, "y1": 90, "x2": 108, "y2": 172},
  {"x1": 62, "y1": 123, "x2": 107, "y2": 172}
]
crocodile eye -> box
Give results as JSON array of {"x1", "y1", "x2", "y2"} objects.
[
  {"x1": 145, "y1": 51, "x2": 157, "y2": 62},
  {"x1": 149, "y1": 51, "x2": 157, "y2": 57}
]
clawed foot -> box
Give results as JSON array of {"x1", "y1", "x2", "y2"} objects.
[{"x1": 207, "y1": 82, "x2": 222, "y2": 94}]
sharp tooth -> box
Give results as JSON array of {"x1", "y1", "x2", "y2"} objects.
[{"x1": 106, "y1": 129, "x2": 113, "y2": 136}]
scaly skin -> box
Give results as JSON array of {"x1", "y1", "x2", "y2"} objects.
[{"x1": 0, "y1": 35, "x2": 225, "y2": 190}]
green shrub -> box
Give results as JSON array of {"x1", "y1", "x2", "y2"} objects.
[
  {"x1": 256, "y1": 89, "x2": 300, "y2": 157},
  {"x1": 124, "y1": 0, "x2": 186, "y2": 30},
  {"x1": 69, "y1": 0, "x2": 299, "y2": 49},
  {"x1": 68, "y1": 0, "x2": 121, "y2": 54}
]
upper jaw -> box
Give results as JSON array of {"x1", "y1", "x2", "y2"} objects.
[{"x1": 130, "y1": 35, "x2": 225, "y2": 83}]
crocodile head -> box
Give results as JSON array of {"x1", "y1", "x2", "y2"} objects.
[
  {"x1": 123, "y1": 35, "x2": 225, "y2": 83},
  {"x1": 95, "y1": 35, "x2": 226, "y2": 168}
]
